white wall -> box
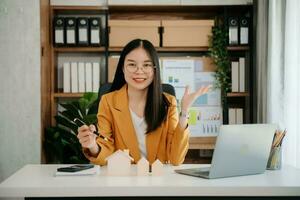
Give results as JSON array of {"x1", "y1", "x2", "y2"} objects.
[{"x1": 0, "y1": 0, "x2": 41, "y2": 183}]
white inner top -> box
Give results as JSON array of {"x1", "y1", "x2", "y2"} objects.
[{"x1": 129, "y1": 108, "x2": 147, "y2": 158}]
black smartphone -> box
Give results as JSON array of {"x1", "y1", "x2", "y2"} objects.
[{"x1": 57, "y1": 164, "x2": 94, "y2": 172}]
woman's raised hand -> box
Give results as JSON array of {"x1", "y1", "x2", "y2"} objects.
[{"x1": 181, "y1": 85, "x2": 212, "y2": 112}]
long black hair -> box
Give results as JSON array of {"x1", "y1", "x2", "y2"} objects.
[{"x1": 110, "y1": 39, "x2": 170, "y2": 133}]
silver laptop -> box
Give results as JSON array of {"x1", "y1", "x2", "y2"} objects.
[{"x1": 175, "y1": 124, "x2": 276, "y2": 179}]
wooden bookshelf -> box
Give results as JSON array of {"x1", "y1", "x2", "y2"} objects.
[{"x1": 41, "y1": 2, "x2": 256, "y2": 162}]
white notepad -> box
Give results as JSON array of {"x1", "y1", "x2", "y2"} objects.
[{"x1": 55, "y1": 165, "x2": 100, "y2": 176}]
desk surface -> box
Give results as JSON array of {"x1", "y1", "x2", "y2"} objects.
[{"x1": 0, "y1": 164, "x2": 300, "y2": 198}]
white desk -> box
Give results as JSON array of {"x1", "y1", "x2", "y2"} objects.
[{"x1": 0, "y1": 164, "x2": 300, "y2": 199}]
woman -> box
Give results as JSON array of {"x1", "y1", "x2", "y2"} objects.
[{"x1": 77, "y1": 39, "x2": 211, "y2": 166}]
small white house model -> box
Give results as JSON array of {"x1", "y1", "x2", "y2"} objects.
[
  {"x1": 137, "y1": 157, "x2": 149, "y2": 176},
  {"x1": 151, "y1": 159, "x2": 163, "y2": 176},
  {"x1": 105, "y1": 149, "x2": 134, "y2": 176}
]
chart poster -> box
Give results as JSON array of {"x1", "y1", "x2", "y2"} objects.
[
  {"x1": 161, "y1": 58, "x2": 222, "y2": 136},
  {"x1": 188, "y1": 106, "x2": 222, "y2": 137}
]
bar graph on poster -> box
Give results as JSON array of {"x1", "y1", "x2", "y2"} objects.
[{"x1": 161, "y1": 58, "x2": 222, "y2": 137}]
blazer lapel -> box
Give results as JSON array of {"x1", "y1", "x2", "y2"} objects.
[{"x1": 112, "y1": 85, "x2": 141, "y2": 161}]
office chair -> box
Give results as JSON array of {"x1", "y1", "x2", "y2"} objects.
[{"x1": 97, "y1": 83, "x2": 176, "y2": 104}]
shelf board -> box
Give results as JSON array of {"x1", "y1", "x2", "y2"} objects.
[
  {"x1": 189, "y1": 136, "x2": 216, "y2": 149},
  {"x1": 227, "y1": 46, "x2": 249, "y2": 51},
  {"x1": 226, "y1": 92, "x2": 250, "y2": 97},
  {"x1": 51, "y1": 6, "x2": 108, "y2": 11},
  {"x1": 109, "y1": 46, "x2": 249, "y2": 53},
  {"x1": 109, "y1": 47, "x2": 209, "y2": 52},
  {"x1": 108, "y1": 47, "x2": 123, "y2": 52},
  {"x1": 157, "y1": 47, "x2": 209, "y2": 52},
  {"x1": 53, "y1": 93, "x2": 84, "y2": 98},
  {"x1": 54, "y1": 47, "x2": 106, "y2": 53}
]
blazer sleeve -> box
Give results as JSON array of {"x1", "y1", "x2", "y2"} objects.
[
  {"x1": 166, "y1": 96, "x2": 190, "y2": 165},
  {"x1": 83, "y1": 95, "x2": 115, "y2": 165}
]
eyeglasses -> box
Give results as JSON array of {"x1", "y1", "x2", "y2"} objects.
[{"x1": 125, "y1": 63, "x2": 156, "y2": 73}]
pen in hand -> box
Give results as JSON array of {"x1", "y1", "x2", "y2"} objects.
[{"x1": 74, "y1": 118, "x2": 99, "y2": 136}]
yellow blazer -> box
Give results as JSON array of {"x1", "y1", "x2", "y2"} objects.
[{"x1": 84, "y1": 84, "x2": 189, "y2": 166}]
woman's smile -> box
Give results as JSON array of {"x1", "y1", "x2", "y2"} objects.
[{"x1": 132, "y1": 77, "x2": 147, "y2": 83}]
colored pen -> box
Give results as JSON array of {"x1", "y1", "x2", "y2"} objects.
[{"x1": 73, "y1": 118, "x2": 99, "y2": 136}]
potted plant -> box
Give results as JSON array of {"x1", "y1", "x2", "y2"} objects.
[{"x1": 44, "y1": 92, "x2": 98, "y2": 164}]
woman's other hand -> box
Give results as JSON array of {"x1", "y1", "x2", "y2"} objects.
[{"x1": 181, "y1": 85, "x2": 212, "y2": 113}]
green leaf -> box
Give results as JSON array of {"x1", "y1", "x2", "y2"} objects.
[
  {"x1": 55, "y1": 115, "x2": 78, "y2": 134},
  {"x1": 54, "y1": 126, "x2": 77, "y2": 138},
  {"x1": 208, "y1": 23, "x2": 230, "y2": 107},
  {"x1": 59, "y1": 102, "x2": 82, "y2": 119},
  {"x1": 80, "y1": 92, "x2": 98, "y2": 114},
  {"x1": 83, "y1": 92, "x2": 98, "y2": 102},
  {"x1": 59, "y1": 110, "x2": 77, "y2": 121},
  {"x1": 87, "y1": 101, "x2": 99, "y2": 115},
  {"x1": 79, "y1": 98, "x2": 89, "y2": 116},
  {"x1": 71, "y1": 101, "x2": 84, "y2": 118},
  {"x1": 83, "y1": 114, "x2": 97, "y2": 125}
]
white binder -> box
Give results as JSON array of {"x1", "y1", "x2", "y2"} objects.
[
  {"x1": 85, "y1": 63, "x2": 93, "y2": 92},
  {"x1": 71, "y1": 62, "x2": 78, "y2": 93},
  {"x1": 239, "y1": 57, "x2": 245, "y2": 92},
  {"x1": 231, "y1": 61, "x2": 239, "y2": 92},
  {"x1": 228, "y1": 108, "x2": 236, "y2": 124},
  {"x1": 92, "y1": 62, "x2": 100, "y2": 92},
  {"x1": 63, "y1": 62, "x2": 71, "y2": 93},
  {"x1": 236, "y1": 108, "x2": 244, "y2": 124},
  {"x1": 78, "y1": 62, "x2": 85, "y2": 93}
]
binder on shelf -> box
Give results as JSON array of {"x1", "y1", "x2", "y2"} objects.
[
  {"x1": 63, "y1": 62, "x2": 71, "y2": 93},
  {"x1": 92, "y1": 62, "x2": 100, "y2": 93},
  {"x1": 85, "y1": 62, "x2": 93, "y2": 92},
  {"x1": 228, "y1": 108, "x2": 236, "y2": 124},
  {"x1": 71, "y1": 62, "x2": 78, "y2": 93},
  {"x1": 77, "y1": 18, "x2": 89, "y2": 46},
  {"x1": 53, "y1": 17, "x2": 65, "y2": 46},
  {"x1": 239, "y1": 17, "x2": 249, "y2": 45},
  {"x1": 66, "y1": 17, "x2": 77, "y2": 46},
  {"x1": 228, "y1": 17, "x2": 239, "y2": 45},
  {"x1": 239, "y1": 57, "x2": 245, "y2": 92},
  {"x1": 90, "y1": 18, "x2": 101, "y2": 46},
  {"x1": 228, "y1": 108, "x2": 244, "y2": 124},
  {"x1": 78, "y1": 62, "x2": 85, "y2": 93},
  {"x1": 231, "y1": 61, "x2": 239, "y2": 92},
  {"x1": 236, "y1": 108, "x2": 244, "y2": 124}
]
